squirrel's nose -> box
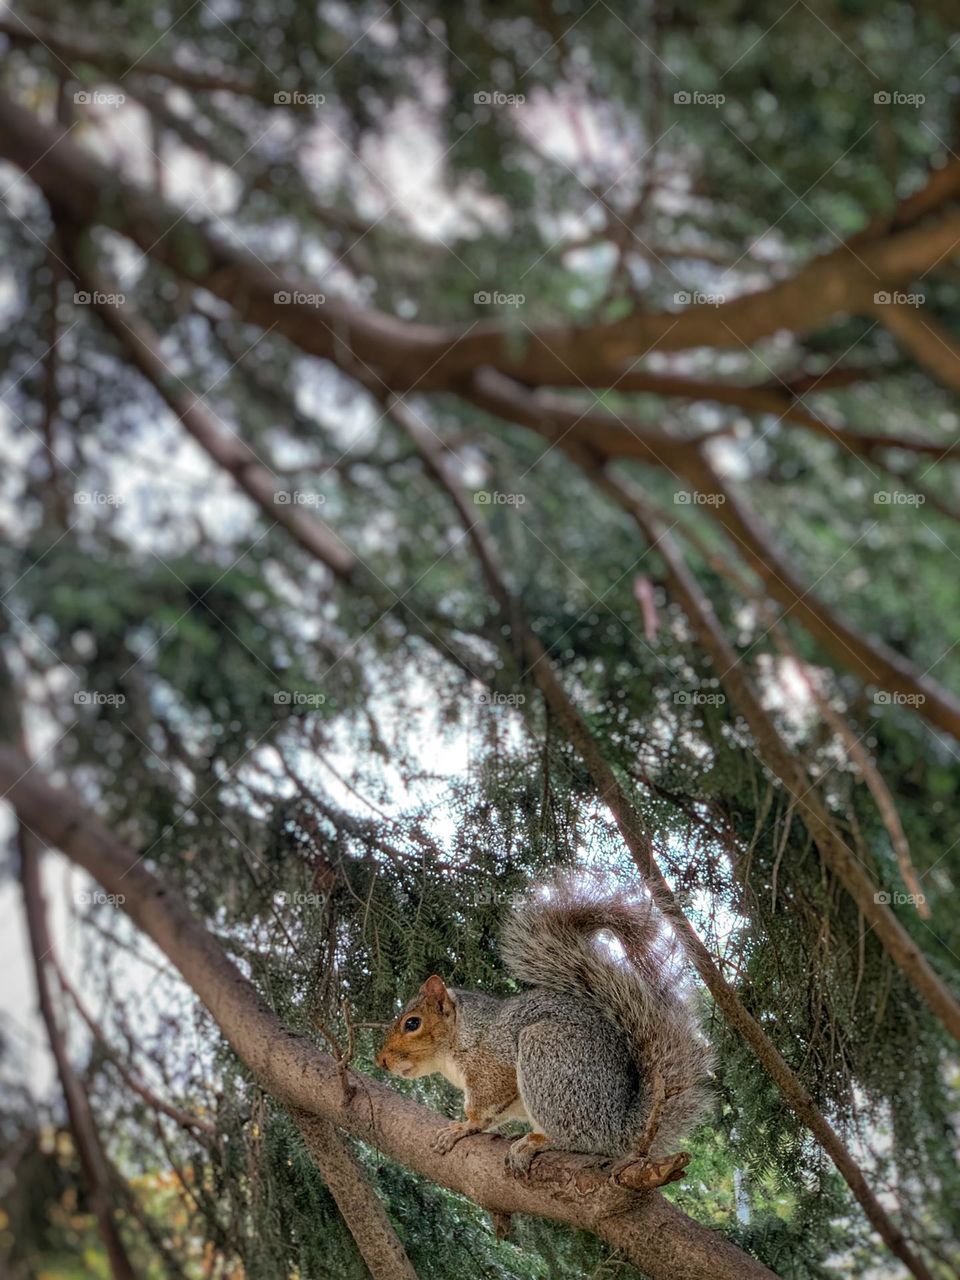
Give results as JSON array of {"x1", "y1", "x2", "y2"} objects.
[{"x1": 375, "y1": 1048, "x2": 387, "y2": 1069}]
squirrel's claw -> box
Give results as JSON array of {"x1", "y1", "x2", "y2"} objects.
[
  {"x1": 505, "y1": 1132, "x2": 551, "y2": 1178},
  {"x1": 431, "y1": 1121, "x2": 477, "y2": 1155}
]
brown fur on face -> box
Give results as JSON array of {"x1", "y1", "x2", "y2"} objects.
[{"x1": 375, "y1": 975, "x2": 457, "y2": 1079}]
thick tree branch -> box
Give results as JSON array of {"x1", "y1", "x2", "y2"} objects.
[
  {"x1": 0, "y1": 749, "x2": 776, "y2": 1280},
  {"x1": 2, "y1": 90, "x2": 960, "y2": 392}
]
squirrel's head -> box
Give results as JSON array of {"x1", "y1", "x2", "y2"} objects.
[{"x1": 375, "y1": 975, "x2": 457, "y2": 1078}]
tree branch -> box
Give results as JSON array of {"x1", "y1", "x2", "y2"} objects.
[
  {"x1": 19, "y1": 826, "x2": 140, "y2": 1280},
  {"x1": 2, "y1": 89, "x2": 960, "y2": 392},
  {"x1": 468, "y1": 367, "x2": 960, "y2": 741}
]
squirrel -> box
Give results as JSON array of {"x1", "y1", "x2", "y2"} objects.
[{"x1": 376, "y1": 872, "x2": 713, "y2": 1187}]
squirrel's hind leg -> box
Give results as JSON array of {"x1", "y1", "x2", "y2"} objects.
[{"x1": 505, "y1": 1131, "x2": 554, "y2": 1178}]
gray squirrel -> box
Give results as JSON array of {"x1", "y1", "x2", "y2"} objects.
[{"x1": 376, "y1": 873, "x2": 714, "y2": 1186}]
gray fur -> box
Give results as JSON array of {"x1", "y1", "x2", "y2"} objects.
[{"x1": 498, "y1": 872, "x2": 714, "y2": 1156}]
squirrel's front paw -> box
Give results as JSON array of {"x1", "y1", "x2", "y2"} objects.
[
  {"x1": 431, "y1": 1121, "x2": 476, "y2": 1155},
  {"x1": 505, "y1": 1132, "x2": 551, "y2": 1178}
]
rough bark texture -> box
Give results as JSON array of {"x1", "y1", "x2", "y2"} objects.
[{"x1": 0, "y1": 749, "x2": 776, "y2": 1280}]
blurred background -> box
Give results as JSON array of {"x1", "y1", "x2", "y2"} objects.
[{"x1": 0, "y1": 1, "x2": 958, "y2": 1276}]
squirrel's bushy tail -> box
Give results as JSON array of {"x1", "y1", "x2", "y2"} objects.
[{"x1": 501, "y1": 872, "x2": 713, "y2": 1156}]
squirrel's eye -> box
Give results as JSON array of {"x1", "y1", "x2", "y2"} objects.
[{"x1": 402, "y1": 1016, "x2": 421, "y2": 1033}]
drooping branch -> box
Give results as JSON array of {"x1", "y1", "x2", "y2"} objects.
[
  {"x1": 468, "y1": 367, "x2": 960, "y2": 741},
  {"x1": 290, "y1": 1110, "x2": 420, "y2": 1280},
  {"x1": 0, "y1": 749, "x2": 776, "y2": 1280},
  {"x1": 377, "y1": 395, "x2": 936, "y2": 1280},
  {"x1": 52, "y1": 958, "x2": 217, "y2": 1137},
  {"x1": 2, "y1": 90, "x2": 960, "y2": 392},
  {"x1": 19, "y1": 826, "x2": 140, "y2": 1280},
  {"x1": 62, "y1": 236, "x2": 356, "y2": 582},
  {"x1": 677, "y1": 451, "x2": 960, "y2": 739},
  {"x1": 640, "y1": 492, "x2": 933, "y2": 920},
  {"x1": 585, "y1": 462, "x2": 958, "y2": 1044}
]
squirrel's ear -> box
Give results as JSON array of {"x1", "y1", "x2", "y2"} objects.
[{"x1": 421, "y1": 974, "x2": 455, "y2": 1015}]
